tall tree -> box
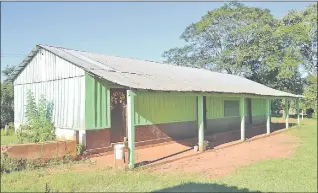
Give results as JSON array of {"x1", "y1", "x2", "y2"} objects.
[
  {"x1": 1, "y1": 82, "x2": 14, "y2": 127},
  {"x1": 1, "y1": 65, "x2": 15, "y2": 78},
  {"x1": 1, "y1": 65, "x2": 15, "y2": 127},
  {"x1": 301, "y1": 75, "x2": 317, "y2": 117},
  {"x1": 300, "y1": 3, "x2": 317, "y2": 75},
  {"x1": 162, "y1": 2, "x2": 306, "y2": 96}
]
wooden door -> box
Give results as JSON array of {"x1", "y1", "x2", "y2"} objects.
[{"x1": 110, "y1": 89, "x2": 127, "y2": 143}]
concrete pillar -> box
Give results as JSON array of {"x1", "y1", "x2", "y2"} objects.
[
  {"x1": 197, "y1": 95, "x2": 204, "y2": 152},
  {"x1": 240, "y1": 97, "x2": 245, "y2": 141},
  {"x1": 127, "y1": 90, "x2": 135, "y2": 169},
  {"x1": 296, "y1": 98, "x2": 300, "y2": 125},
  {"x1": 285, "y1": 98, "x2": 289, "y2": 129},
  {"x1": 266, "y1": 98, "x2": 271, "y2": 134},
  {"x1": 79, "y1": 130, "x2": 86, "y2": 147}
]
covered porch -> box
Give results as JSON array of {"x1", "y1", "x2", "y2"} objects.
[
  {"x1": 90, "y1": 120, "x2": 297, "y2": 169},
  {"x1": 125, "y1": 90, "x2": 302, "y2": 169}
]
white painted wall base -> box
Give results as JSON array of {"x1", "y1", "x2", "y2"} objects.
[{"x1": 55, "y1": 128, "x2": 75, "y2": 140}]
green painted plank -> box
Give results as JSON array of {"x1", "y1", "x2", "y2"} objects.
[
  {"x1": 85, "y1": 73, "x2": 110, "y2": 129},
  {"x1": 251, "y1": 98, "x2": 267, "y2": 116},
  {"x1": 134, "y1": 95, "x2": 196, "y2": 126}
]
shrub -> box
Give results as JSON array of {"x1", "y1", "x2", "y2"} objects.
[
  {"x1": 76, "y1": 143, "x2": 85, "y2": 156},
  {"x1": 0, "y1": 153, "x2": 28, "y2": 173},
  {"x1": 1, "y1": 123, "x2": 14, "y2": 136},
  {"x1": 0, "y1": 153, "x2": 78, "y2": 174},
  {"x1": 17, "y1": 90, "x2": 55, "y2": 143}
]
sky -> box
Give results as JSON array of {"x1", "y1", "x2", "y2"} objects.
[{"x1": 1, "y1": 1, "x2": 315, "y2": 73}]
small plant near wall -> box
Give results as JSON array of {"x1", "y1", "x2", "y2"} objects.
[
  {"x1": 76, "y1": 143, "x2": 85, "y2": 156},
  {"x1": 17, "y1": 90, "x2": 55, "y2": 143}
]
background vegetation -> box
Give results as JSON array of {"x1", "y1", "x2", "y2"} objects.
[{"x1": 163, "y1": 2, "x2": 317, "y2": 117}]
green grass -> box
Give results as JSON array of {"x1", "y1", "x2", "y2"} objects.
[
  {"x1": 271, "y1": 116, "x2": 316, "y2": 124},
  {"x1": 1, "y1": 120, "x2": 317, "y2": 192},
  {"x1": 1, "y1": 130, "x2": 19, "y2": 146}
]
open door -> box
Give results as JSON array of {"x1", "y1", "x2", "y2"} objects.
[{"x1": 110, "y1": 89, "x2": 127, "y2": 143}]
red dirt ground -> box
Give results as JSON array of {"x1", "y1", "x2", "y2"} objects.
[
  {"x1": 149, "y1": 132, "x2": 300, "y2": 178},
  {"x1": 47, "y1": 128, "x2": 300, "y2": 178}
]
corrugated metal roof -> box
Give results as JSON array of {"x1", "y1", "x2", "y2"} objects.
[{"x1": 9, "y1": 44, "x2": 302, "y2": 98}]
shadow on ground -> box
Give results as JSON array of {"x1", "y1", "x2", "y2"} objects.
[
  {"x1": 136, "y1": 122, "x2": 295, "y2": 168},
  {"x1": 152, "y1": 182, "x2": 259, "y2": 192}
]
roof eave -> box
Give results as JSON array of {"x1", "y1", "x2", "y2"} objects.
[{"x1": 6, "y1": 45, "x2": 41, "y2": 83}]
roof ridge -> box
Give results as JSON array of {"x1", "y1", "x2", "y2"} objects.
[
  {"x1": 38, "y1": 44, "x2": 215, "y2": 72},
  {"x1": 38, "y1": 44, "x2": 167, "y2": 65}
]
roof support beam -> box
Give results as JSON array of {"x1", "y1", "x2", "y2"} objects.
[
  {"x1": 240, "y1": 97, "x2": 245, "y2": 141},
  {"x1": 127, "y1": 90, "x2": 135, "y2": 169},
  {"x1": 132, "y1": 90, "x2": 298, "y2": 100},
  {"x1": 197, "y1": 96, "x2": 205, "y2": 152}
]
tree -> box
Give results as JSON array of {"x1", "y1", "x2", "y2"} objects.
[
  {"x1": 301, "y1": 75, "x2": 317, "y2": 118},
  {"x1": 1, "y1": 65, "x2": 15, "y2": 81},
  {"x1": 300, "y1": 4, "x2": 317, "y2": 74},
  {"x1": 162, "y1": 2, "x2": 305, "y2": 96},
  {"x1": 1, "y1": 82, "x2": 14, "y2": 127},
  {"x1": 18, "y1": 90, "x2": 55, "y2": 143},
  {"x1": 1, "y1": 65, "x2": 15, "y2": 127}
]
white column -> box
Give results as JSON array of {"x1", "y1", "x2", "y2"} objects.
[
  {"x1": 296, "y1": 98, "x2": 300, "y2": 125},
  {"x1": 79, "y1": 130, "x2": 86, "y2": 147},
  {"x1": 240, "y1": 97, "x2": 245, "y2": 141},
  {"x1": 266, "y1": 98, "x2": 271, "y2": 134},
  {"x1": 127, "y1": 90, "x2": 135, "y2": 169},
  {"x1": 197, "y1": 96, "x2": 204, "y2": 152},
  {"x1": 285, "y1": 98, "x2": 289, "y2": 129}
]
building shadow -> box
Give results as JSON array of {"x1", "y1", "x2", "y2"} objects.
[
  {"x1": 135, "y1": 122, "x2": 296, "y2": 168},
  {"x1": 135, "y1": 147, "x2": 193, "y2": 167},
  {"x1": 152, "y1": 182, "x2": 259, "y2": 192}
]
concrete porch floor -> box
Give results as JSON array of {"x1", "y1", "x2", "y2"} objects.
[{"x1": 89, "y1": 123, "x2": 292, "y2": 169}]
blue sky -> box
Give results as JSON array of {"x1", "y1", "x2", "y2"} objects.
[{"x1": 1, "y1": 2, "x2": 315, "y2": 71}]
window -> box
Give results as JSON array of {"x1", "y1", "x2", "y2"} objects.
[{"x1": 224, "y1": 100, "x2": 240, "y2": 117}]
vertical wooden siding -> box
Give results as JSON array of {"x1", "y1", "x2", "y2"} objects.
[
  {"x1": 251, "y1": 98, "x2": 266, "y2": 116},
  {"x1": 206, "y1": 96, "x2": 247, "y2": 119},
  {"x1": 85, "y1": 73, "x2": 110, "y2": 129},
  {"x1": 134, "y1": 95, "x2": 196, "y2": 125},
  {"x1": 13, "y1": 49, "x2": 85, "y2": 130}
]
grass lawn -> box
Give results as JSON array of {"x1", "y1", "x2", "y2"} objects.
[
  {"x1": 1, "y1": 130, "x2": 19, "y2": 146},
  {"x1": 1, "y1": 118, "x2": 317, "y2": 192}
]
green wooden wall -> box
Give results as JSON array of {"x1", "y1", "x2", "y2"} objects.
[
  {"x1": 206, "y1": 96, "x2": 244, "y2": 119},
  {"x1": 85, "y1": 73, "x2": 110, "y2": 129},
  {"x1": 251, "y1": 98, "x2": 266, "y2": 116},
  {"x1": 134, "y1": 95, "x2": 196, "y2": 125}
]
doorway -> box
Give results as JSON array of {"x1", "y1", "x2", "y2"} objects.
[{"x1": 110, "y1": 89, "x2": 127, "y2": 143}]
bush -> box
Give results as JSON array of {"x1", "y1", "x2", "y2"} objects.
[
  {"x1": 1, "y1": 123, "x2": 15, "y2": 136},
  {"x1": 0, "y1": 153, "x2": 79, "y2": 174},
  {"x1": 17, "y1": 91, "x2": 55, "y2": 143},
  {"x1": 1, "y1": 82, "x2": 14, "y2": 128},
  {"x1": 0, "y1": 153, "x2": 28, "y2": 173},
  {"x1": 76, "y1": 143, "x2": 85, "y2": 156}
]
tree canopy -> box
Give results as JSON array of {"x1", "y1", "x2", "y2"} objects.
[{"x1": 163, "y1": 2, "x2": 317, "y2": 115}]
